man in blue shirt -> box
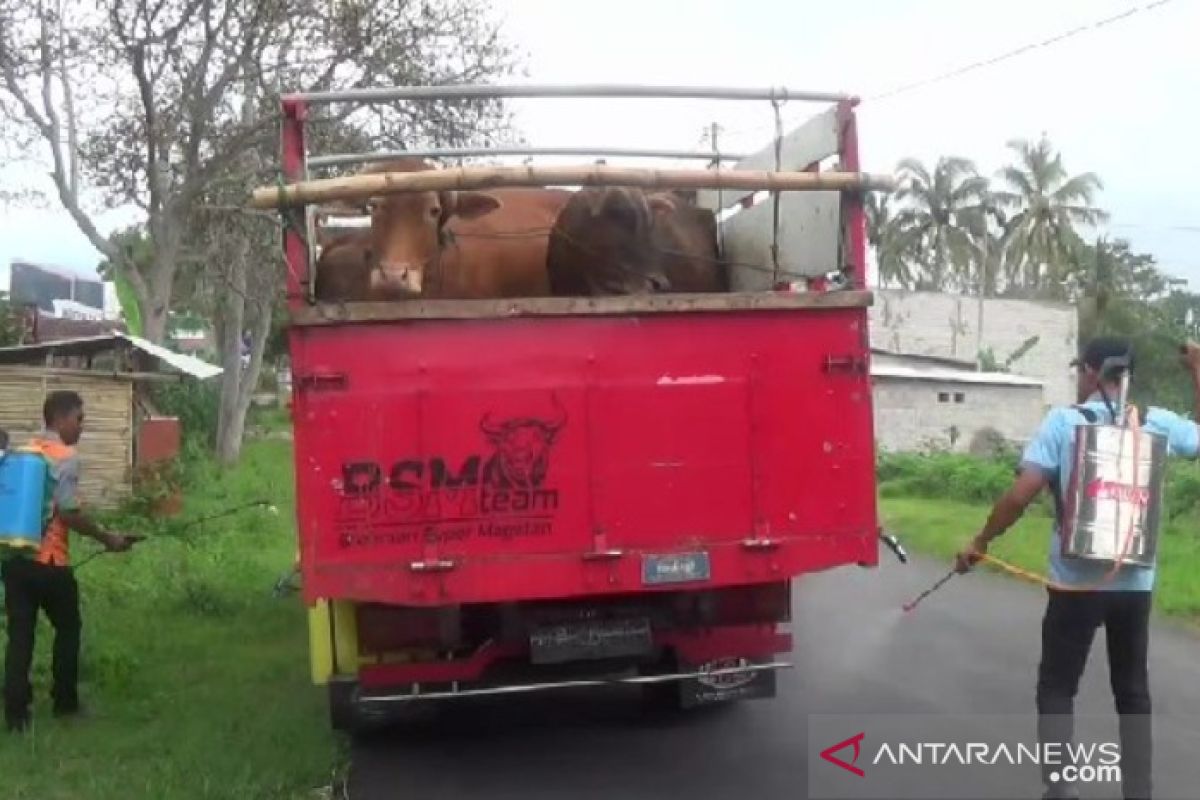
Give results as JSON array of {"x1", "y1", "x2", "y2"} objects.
[{"x1": 955, "y1": 336, "x2": 1200, "y2": 800}]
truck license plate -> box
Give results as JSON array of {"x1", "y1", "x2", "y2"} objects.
[
  {"x1": 642, "y1": 552, "x2": 711, "y2": 585},
  {"x1": 529, "y1": 617, "x2": 653, "y2": 664}
]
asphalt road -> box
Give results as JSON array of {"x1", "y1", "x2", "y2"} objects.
[{"x1": 348, "y1": 553, "x2": 1200, "y2": 799}]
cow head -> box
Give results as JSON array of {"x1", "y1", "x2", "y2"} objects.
[
  {"x1": 574, "y1": 187, "x2": 678, "y2": 294},
  {"x1": 362, "y1": 158, "x2": 502, "y2": 295},
  {"x1": 479, "y1": 402, "x2": 568, "y2": 488}
]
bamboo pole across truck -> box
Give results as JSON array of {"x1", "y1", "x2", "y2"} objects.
[{"x1": 248, "y1": 164, "x2": 897, "y2": 209}]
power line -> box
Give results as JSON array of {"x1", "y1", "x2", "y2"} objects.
[
  {"x1": 1109, "y1": 223, "x2": 1200, "y2": 234},
  {"x1": 868, "y1": 0, "x2": 1175, "y2": 102}
]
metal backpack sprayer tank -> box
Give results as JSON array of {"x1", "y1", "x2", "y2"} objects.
[
  {"x1": 0, "y1": 428, "x2": 50, "y2": 552},
  {"x1": 1060, "y1": 355, "x2": 1167, "y2": 569}
]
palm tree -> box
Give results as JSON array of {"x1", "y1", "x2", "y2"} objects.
[
  {"x1": 890, "y1": 157, "x2": 991, "y2": 292},
  {"x1": 864, "y1": 192, "x2": 913, "y2": 288},
  {"x1": 994, "y1": 136, "x2": 1107, "y2": 297}
]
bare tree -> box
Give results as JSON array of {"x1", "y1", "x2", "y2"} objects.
[
  {"x1": 0, "y1": 0, "x2": 519, "y2": 343},
  {"x1": 2, "y1": 0, "x2": 520, "y2": 463}
]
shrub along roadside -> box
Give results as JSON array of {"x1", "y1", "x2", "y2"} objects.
[{"x1": 878, "y1": 450, "x2": 1200, "y2": 521}]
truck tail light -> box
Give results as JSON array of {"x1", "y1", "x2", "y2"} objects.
[
  {"x1": 355, "y1": 604, "x2": 461, "y2": 654},
  {"x1": 707, "y1": 581, "x2": 791, "y2": 626}
]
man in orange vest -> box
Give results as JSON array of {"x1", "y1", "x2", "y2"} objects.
[{"x1": 3, "y1": 390, "x2": 133, "y2": 733}]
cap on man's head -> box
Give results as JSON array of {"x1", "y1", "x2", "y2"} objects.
[{"x1": 1072, "y1": 336, "x2": 1135, "y2": 375}]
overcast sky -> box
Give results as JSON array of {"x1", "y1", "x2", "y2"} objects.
[{"x1": 2, "y1": 0, "x2": 1197, "y2": 291}]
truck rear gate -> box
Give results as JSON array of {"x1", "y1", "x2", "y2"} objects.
[{"x1": 291, "y1": 292, "x2": 878, "y2": 606}]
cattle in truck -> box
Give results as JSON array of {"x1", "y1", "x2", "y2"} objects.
[
  {"x1": 312, "y1": 157, "x2": 571, "y2": 301},
  {"x1": 545, "y1": 186, "x2": 729, "y2": 296}
]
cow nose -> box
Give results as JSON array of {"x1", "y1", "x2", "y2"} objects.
[{"x1": 372, "y1": 264, "x2": 423, "y2": 295}]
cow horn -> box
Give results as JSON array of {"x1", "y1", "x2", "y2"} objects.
[
  {"x1": 546, "y1": 395, "x2": 568, "y2": 432},
  {"x1": 480, "y1": 412, "x2": 504, "y2": 436}
]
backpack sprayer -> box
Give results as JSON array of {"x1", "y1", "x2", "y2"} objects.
[
  {"x1": 0, "y1": 428, "x2": 50, "y2": 552},
  {"x1": 902, "y1": 349, "x2": 1169, "y2": 613}
]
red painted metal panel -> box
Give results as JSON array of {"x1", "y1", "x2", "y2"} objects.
[{"x1": 292, "y1": 305, "x2": 878, "y2": 606}]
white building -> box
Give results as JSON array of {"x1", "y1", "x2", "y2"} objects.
[
  {"x1": 870, "y1": 289, "x2": 1077, "y2": 409},
  {"x1": 870, "y1": 351, "x2": 1045, "y2": 454},
  {"x1": 866, "y1": 289, "x2": 1078, "y2": 453}
]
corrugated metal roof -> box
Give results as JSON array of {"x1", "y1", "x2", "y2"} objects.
[
  {"x1": 869, "y1": 348, "x2": 977, "y2": 371},
  {"x1": 117, "y1": 333, "x2": 223, "y2": 380},
  {"x1": 872, "y1": 362, "x2": 1043, "y2": 387},
  {"x1": 0, "y1": 332, "x2": 222, "y2": 380}
]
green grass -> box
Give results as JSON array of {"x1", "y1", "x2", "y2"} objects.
[
  {"x1": 0, "y1": 439, "x2": 342, "y2": 800},
  {"x1": 881, "y1": 497, "x2": 1200, "y2": 619}
]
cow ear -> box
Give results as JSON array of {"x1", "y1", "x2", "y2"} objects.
[
  {"x1": 648, "y1": 194, "x2": 676, "y2": 218},
  {"x1": 451, "y1": 191, "x2": 502, "y2": 221},
  {"x1": 584, "y1": 188, "x2": 609, "y2": 218}
]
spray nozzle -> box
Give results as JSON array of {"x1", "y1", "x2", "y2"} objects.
[{"x1": 879, "y1": 532, "x2": 909, "y2": 564}]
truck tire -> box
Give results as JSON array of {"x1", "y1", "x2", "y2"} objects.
[
  {"x1": 638, "y1": 655, "x2": 685, "y2": 712},
  {"x1": 328, "y1": 678, "x2": 360, "y2": 733}
]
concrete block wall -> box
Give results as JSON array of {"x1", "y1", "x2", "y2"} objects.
[
  {"x1": 873, "y1": 378, "x2": 1046, "y2": 453},
  {"x1": 870, "y1": 290, "x2": 1078, "y2": 409}
]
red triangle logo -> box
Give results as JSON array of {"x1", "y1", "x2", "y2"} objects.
[{"x1": 820, "y1": 732, "x2": 866, "y2": 777}]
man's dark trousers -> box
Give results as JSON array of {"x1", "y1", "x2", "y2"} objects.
[
  {"x1": 1037, "y1": 587, "x2": 1153, "y2": 800},
  {"x1": 2, "y1": 557, "x2": 81, "y2": 727}
]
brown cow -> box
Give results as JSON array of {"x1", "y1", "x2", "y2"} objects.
[
  {"x1": 341, "y1": 157, "x2": 570, "y2": 299},
  {"x1": 545, "y1": 187, "x2": 728, "y2": 296},
  {"x1": 313, "y1": 231, "x2": 381, "y2": 302}
]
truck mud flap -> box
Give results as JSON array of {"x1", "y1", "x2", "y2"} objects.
[{"x1": 677, "y1": 656, "x2": 777, "y2": 709}]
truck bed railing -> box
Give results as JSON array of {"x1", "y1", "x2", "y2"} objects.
[
  {"x1": 284, "y1": 83, "x2": 854, "y2": 105},
  {"x1": 274, "y1": 82, "x2": 875, "y2": 302},
  {"x1": 309, "y1": 146, "x2": 750, "y2": 169}
]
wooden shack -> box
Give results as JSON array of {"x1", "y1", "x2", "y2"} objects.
[{"x1": 0, "y1": 332, "x2": 221, "y2": 510}]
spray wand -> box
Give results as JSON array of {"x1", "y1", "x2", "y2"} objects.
[
  {"x1": 901, "y1": 569, "x2": 958, "y2": 613},
  {"x1": 73, "y1": 499, "x2": 276, "y2": 570}
]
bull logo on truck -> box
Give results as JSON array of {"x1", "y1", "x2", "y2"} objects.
[
  {"x1": 480, "y1": 400, "x2": 567, "y2": 489},
  {"x1": 335, "y1": 397, "x2": 569, "y2": 547}
]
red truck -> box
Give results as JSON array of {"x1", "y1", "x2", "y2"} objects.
[{"x1": 275, "y1": 85, "x2": 886, "y2": 731}]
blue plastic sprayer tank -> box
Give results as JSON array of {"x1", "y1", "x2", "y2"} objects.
[{"x1": 0, "y1": 448, "x2": 47, "y2": 550}]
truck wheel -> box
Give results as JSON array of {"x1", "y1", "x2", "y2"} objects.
[
  {"x1": 328, "y1": 678, "x2": 360, "y2": 733},
  {"x1": 638, "y1": 656, "x2": 684, "y2": 712}
]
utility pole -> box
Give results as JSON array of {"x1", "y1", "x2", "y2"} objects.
[{"x1": 976, "y1": 224, "x2": 987, "y2": 369}]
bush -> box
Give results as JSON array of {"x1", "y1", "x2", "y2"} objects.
[
  {"x1": 878, "y1": 451, "x2": 1015, "y2": 504},
  {"x1": 881, "y1": 450, "x2": 1200, "y2": 522},
  {"x1": 151, "y1": 379, "x2": 220, "y2": 452},
  {"x1": 1164, "y1": 462, "x2": 1200, "y2": 520}
]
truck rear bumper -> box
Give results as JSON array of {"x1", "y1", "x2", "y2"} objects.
[
  {"x1": 355, "y1": 658, "x2": 791, "y2": 706},
  {"x1": 357, "y1": 623, "x2": 790, "y2": 689}
]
